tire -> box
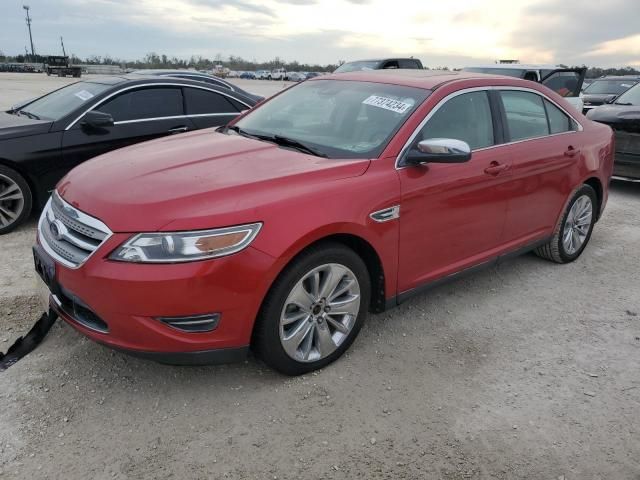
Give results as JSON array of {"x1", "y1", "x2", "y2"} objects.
[
  {"x1": 267, "y1": 75, "x2": 272, "y2": 81},
  {"x1": 535, "y1": 184, "x2": 597, "y2": 263},
  {"x1": 253, "y1": 242, "x2": 371, "y2": 375},
  {"x1": 0, "y1": 165, "x2": 33, "y2": 235}
]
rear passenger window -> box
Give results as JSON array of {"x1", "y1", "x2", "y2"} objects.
[
  {"x1": 500, "y1": 91, "x2": 549, "y2": 141},
  {"x1": 544, "y1": 99, "x2": 574, "y2": 134},
  {"x1": 99, "y1": 87, "x2": 183, "y2": 122},
  {"x1": 418, "y1": 91, "x2": 494, "y2": 150},
  {"x1": 184, "y1": 88, "x2": 240, "y2": 115},
  {"x1": 399, "y1": 59, "x2": 421, "y2": 69}
]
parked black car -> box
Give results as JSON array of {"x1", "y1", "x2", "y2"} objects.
[
  {"x1": 131, "y1": 69, "x2": 264, "y2": 102},
  {"x1": 334, "y1": 58, "x2": 423, "y2": 73},
  {"x1": 0, "y1": 75, "x2": 258, "y2": 233},
  {"x1": 581, "y1": 76, "x2": 640, "y2": 113},
  {"x1": 587, "y1": 83, "x2": 640, "y2": 179}
]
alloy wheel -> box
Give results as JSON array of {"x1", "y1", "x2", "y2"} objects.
[
  {"x1": 279, "y1": 263, "x2": 361, "y2": 363},
  {"x1": 0, "y1": 174, "x2": 24, "y2": 229},
  {"x1": 562, "y1": 194, "x2": 593, "y2": 255}
]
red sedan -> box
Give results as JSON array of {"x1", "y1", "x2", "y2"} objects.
[{"x1": 34, "y1": 70, "x2": 614, "y2": 375}]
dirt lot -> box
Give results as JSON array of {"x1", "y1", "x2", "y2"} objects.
[{"x1": 1, "y1": 72, "x2": 639, "y2": 480}]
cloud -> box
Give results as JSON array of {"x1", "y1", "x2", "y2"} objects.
[
  {"x1": 1, "y1": 0, "x2": 637, "y2": 68},
  {"x1": 509, "y1": 0, "x2": 640, "y2": 66}
]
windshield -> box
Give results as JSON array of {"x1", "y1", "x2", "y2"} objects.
[
  {"x1": 233, "y1": 80, "x2": 429, "y2": 158},
  {"x1": 463, "y1": 67, "x2": 527, "y2": 78},
  {"x1": 615, "y1": 83, "x2": 640, "y2": 105},
  {"x1": 334, "y1": 61, "x2": 381, "y2": 73},
  {"x1": 18, "y1": 81, "x2": 110, "y2": 121},
  {"x1": 584, "y1": 79, "x2": 638, "y2": 95}
]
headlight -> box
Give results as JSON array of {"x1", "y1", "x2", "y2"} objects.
[{"x1": 109, "y1": 223, "x2": 262, "y2": 263}]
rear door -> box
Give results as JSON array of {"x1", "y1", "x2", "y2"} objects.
[
  {"x1": 541, "y1": 68, "x2": 586, "y2": 98},
  {"x1": 497, "y1": 89, "x2": 582, "y2": 244},
  {"x1": 182, "y1": 86, "x2": 243, "y2": 129},
  {"x1": 61, "y1": 86, "x2": 194, "y2": 170}
]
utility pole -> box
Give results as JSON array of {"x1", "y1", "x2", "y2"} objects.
[
  {"x1": 23, "y1": 5, "x2": 35, "y2": 59},
  {"x1": 60, "y1": 36, "x2": 66, "y2": 57}
]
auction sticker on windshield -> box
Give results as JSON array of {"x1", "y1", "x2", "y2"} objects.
[
  {"x1": 362, "y1": 95, "x2": 412, "y2": 114},
  {"x1": 74, "y1": 90, "x2": 94, "y2": 101}
]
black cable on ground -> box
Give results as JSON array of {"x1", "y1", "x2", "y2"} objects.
[{"x1": 0, "y1": 309, "x2": 58, "y2": 372}]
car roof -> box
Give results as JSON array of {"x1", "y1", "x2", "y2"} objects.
[
  {"x1": 346, "y1": 58, "x2": 419, "y2": 63},
  {"x1": 82, "y1": 75, "x2": 257, "y2": 103},
  {"x1": 131, "y1": 69, "x2": 212, "y2": 76},
  {"x1": 317, "y1": 69, "x2": 516, "y2": 90},
  {"x1": 466, "y1": 64, "x2": 566, "y2": 70},
  {"x1": 591, "y1": 75, "x2": 640, "y2": 80}
]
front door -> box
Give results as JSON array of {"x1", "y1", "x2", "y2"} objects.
[
  {"x1": 60, "y1": 86, "x2": 193, "y2": 180},
  {"x1": 397, "y1": 90, "x2": 512, "y2": 293}
]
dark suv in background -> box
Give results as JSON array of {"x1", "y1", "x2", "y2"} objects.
[
  {"x1": 581, "y1": 76, "x2": 640, "y2": 113},
  {"x1": 587, "y1": 83, "x2": 640, "y2": 179},
  {"x1": 334, "y1": 58, "x2": 423, "y2": 73}
]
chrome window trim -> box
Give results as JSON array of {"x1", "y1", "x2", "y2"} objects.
[
  {"x1": 38, "y1": 192, "x2": 113, "y2": 269},
  {"x1": 65, "y1": 82, "x2": 252, "y2": 131},
  {"x1": 113, "y1": 112, "x2": 238, "y2": 125},
  {"x1": 164, "y1": 73, "x2": 237, "y2": 92},
  {"x1": 395, "y1": 86, "x2": 584, "y2": 170}
]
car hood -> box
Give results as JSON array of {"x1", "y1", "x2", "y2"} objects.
[
  {"x1": 0, "y1": 112, "x2": 52, "y2": 140},
  {"x1": 587, "y1": 104, "x2": 640, "y2": 123},
  {"x1": 582, "y1": 93, "x2": 617, "y2": 105},
  {"x1": 58, "y1": 129, "x2": 371, "y2": 232}
]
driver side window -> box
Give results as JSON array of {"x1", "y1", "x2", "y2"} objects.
[{"x1": 416, "y1": 91, "x2": 495, "y2": 150}]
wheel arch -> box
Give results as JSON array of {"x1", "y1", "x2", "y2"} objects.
[
  {"x1": 257, "y1": 230, "x2": 389, "y2": 323},
  {"x1": 583, "y1": 176, "x2": 603, "y2": 220},
  {"x1": 0, "y1": 158, "x2": 38, "y2": 204}
]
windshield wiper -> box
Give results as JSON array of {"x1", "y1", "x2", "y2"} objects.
[
  {"x1": 614, "y1": 102, "x2": 633, "y2": 106},
  {"x1": 269, "y1": 135, "x2": 328, "y2": 158},
  {"x1": 17, "y1": 110, "x2": 40, "y2": 120},
  {"x1": 220, "y1": 126, "x2": 328, "y2": 158},
  {"x1": 219, "y1": 125, "x2": 258, "y2": 139}
]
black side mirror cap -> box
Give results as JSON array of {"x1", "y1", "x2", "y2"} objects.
[
  {"x1": 81, "y1": 110, "x2": 114, "y2": 129},
  {"x1": 403, "y1": 138, "x2": 472, "y2": 166}
]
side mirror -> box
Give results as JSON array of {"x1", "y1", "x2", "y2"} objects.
[
  {"x1": 404, "y1": 138, "x2": 472, "y2": 166},
  {"x1": 81, "y1": 110, "x2": 114, "y2": 129}
]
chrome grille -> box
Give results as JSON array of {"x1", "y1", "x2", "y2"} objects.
[{"x1": 38, "y1": 192, "x2": 112, "y2": 268}]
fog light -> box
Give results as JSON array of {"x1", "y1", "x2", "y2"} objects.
[{"x1": 156, "y1": 313, "x2": 220, "y2": 333}]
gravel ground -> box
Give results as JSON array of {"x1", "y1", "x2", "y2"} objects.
[{"x1": 1, "y1": 73, "x2": 639, "y2": 480}]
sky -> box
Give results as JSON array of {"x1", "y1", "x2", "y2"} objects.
[{"x1": 1, "y1": 0, "x2": 639, "y2": 68}]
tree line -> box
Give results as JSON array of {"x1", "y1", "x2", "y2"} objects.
[
  {"x1": 1, "y1": 51, "x2": 638, "y2": 77},
  {"x1": 0, "y1": 51, "x2": 338, "y2": 72}
]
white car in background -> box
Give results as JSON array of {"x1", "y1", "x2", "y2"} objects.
[
  {"x1": 255, "y1": 70, "x2": 270, "y2": 80},
  {"x1": 269, "y1": 68, "x2": 288, "y2": 80}
]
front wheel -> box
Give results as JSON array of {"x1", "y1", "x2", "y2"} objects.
[
  {"x1": 253, "y1": 243, "x2": 371, "y2": 375},
  {"x1": 535, "y1": 184, "x2": 597, "y2": 263}
]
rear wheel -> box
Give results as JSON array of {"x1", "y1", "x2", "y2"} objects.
[
  {"x1": 0, "y1": 165, "x2": 33, "y2": 235},
  {"x1": 253, "y1": 243, "x2": 371, "y2": 375},
  {"x1": 535, "y1": 184, "x2": 597, "y2": 263}
]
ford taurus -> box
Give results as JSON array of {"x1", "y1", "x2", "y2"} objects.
[{"x1": 34, "y1": 70, "x2": 614, "y2": 375}]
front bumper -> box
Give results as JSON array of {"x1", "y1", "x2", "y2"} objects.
[{"x1": 38, "y1": 232, "x2": 276, "y2": 363}]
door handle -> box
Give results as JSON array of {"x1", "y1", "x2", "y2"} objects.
[
  {"x1": 484, "y1": 161, "x2": 509, "y2": 176},
  {"x1": 168, "y1": 126, "x2": 188, "y2": 134},
  {"x1": 564, "y1": 146, "x2": 580, "y2": 157}
]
